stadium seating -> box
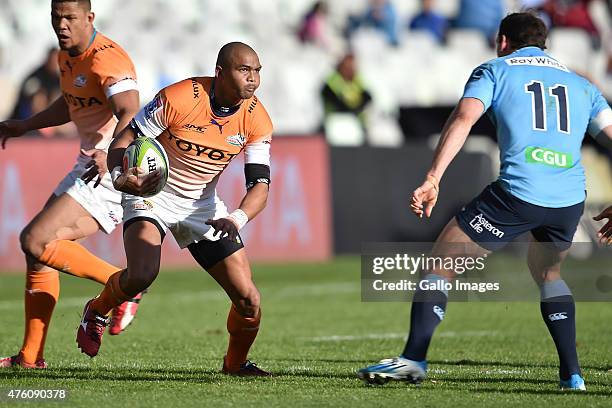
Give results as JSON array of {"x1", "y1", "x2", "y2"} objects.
[{"x1": 0, "y1": 0, "x2": 610, "y2": 137}]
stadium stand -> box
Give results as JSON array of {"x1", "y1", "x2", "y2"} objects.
[{"x1": 0, "y1": 0, "x2": 610, "y2": 139}]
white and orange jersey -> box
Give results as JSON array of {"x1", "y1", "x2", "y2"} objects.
[
  {"x1": 59, "y1": 31, "x2": 137, "y2": 151},
  {"x1": 132, "y1": 77, "x2": 273, "y2": 200}
]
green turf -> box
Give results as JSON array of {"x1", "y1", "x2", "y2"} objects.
[{"x1": 0, "y1": 256, "x2": 611, "y2": 407}]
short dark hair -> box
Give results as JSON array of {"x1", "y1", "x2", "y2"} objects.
[
  {"x1": 498, "y1": 12, "x2": 547, "y2": 50},
  {"x1": 51, "y1": 0, "x2": 91, "y2": 11},
  {"x1": 216, "y1": 42, "x2": 256, "y2": 68}
]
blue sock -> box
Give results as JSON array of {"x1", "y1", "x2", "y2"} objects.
[
  {"x1": 539, "y1": 279, "x2": 580, "y2": 380},
  {"x1": 401, "y1": 274, "x2": 448, "y2": 361}
]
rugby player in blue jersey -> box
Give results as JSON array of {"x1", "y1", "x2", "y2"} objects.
[{"x1": 359, "y1": 12, "x2": 612, "y2": 390}]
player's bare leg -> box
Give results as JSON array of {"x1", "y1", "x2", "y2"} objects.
[
  {"x1": 527, "y1": 238, "x2": 584, "y2": 390},
  {"x1": 78, "y1": 220, "x2": 162, "y2": 357},
  {"x1": 2, "y1": 193, "x2": 130, "y2": 368},
  {"x1": 205, "y1": 248, "x2": 269, "y2": 376},
  {"x1": 359, "y1": 218, "x2": 489, "y2": 384},
  {"x1": 0, "y1": 193, "x2": 60, "y2": 368},
  {"x1": 4, "y1": 193, "x2": 96, "y2": 367}
]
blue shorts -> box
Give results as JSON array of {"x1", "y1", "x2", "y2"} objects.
[{"x1": 455, "y1": 182, "x2": 584, "y2": 251}]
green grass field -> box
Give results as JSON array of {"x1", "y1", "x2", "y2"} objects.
[{"x1": 1, "y1": 256, "x2": 612, "y2": 407}]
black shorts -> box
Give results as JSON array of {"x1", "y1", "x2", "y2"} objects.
[
  {"x1": 455, "y1": 182, "x2": 584, "y2": 251},
  {"x1": 124, "y1": 217, "x2": 244, "y2": 271},
  {"x1": 187, "y1": 235, "x2": 245, "y2": 270}
]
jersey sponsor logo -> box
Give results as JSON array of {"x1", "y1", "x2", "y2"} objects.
[
  {"x1": 191, "y1": 79, "x2": 200, "y2": 99},
  {"x1": 166, "y1": 132, "x2": 239, "y2": 162},
  {"x1": 132, "y1": 200, "x2": 153, "y2": 211},
  {"x1": 525, "y1": 147, "x2": 573, "y2": 169},
  {"x1": 548, "y1": 312, "x2": 568, "y2": 321},
  {"x1": 469, "y1": 213, "x2": 504, "y2": 238},
  {"x1": 73, "y1": 74, "x2": 87, "y2": 88},
  {"x1": 433, "y1": 305, "x2": 445, "y2": 321},
  {"x1": 144, "y1": 96, "x2": 163, "y2": 120},
  {"x1": 182, "y1": 123, "x2": 206, "y2": 133},
  {"x1": 63, "y1": 92, "x2": 103, "y2": 108},
  {"x1": 226, "y1": 133, "x2": 246, "y2": 147},
  {"x1": 248, "y1": 96, "x2": 259, "y2": 113},
  {"x1": 92, "y1": 43, "x2": 115, "y2": 55},
  {"x1": 505, "y1": 56, "x2": 569, "y2": 72},
  {"x1": 210, "y1": 118, "x2": 228, "y2": 133}
]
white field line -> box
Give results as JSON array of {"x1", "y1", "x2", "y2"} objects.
[{"x1": 306, "y1": 330, "x2": 498, "y2": 342}]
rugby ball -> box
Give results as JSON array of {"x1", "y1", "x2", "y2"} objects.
[{"x1": 123, "y1": 137, "x2": 169, "y2": 197}]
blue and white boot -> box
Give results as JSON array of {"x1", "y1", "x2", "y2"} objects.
[
  {"x1": 358, "y1": 357, "x2": 427, "y2": 385},
  {"x1": 559, "y1": 374, "x2": 586, "y2": 391}
]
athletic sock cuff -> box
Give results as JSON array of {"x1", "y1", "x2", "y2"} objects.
[{"x1": 540, "y1": 279, "x2": 572, "y2": 300}]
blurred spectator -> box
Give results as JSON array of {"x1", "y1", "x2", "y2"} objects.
[
  {"x1": 10, "y1": 48, "x2": 61, "y2": 122},
  {"x1": 453, "y1": 0, "x2": 504, "y2": 45},
  {"x1": 408, "y1": 0, "x2": 449, "y2": 44},
  {"x1": 321, "y1": 53, "x2": 372, "y2": 131},
  {"x1": 517, "y1": 0, "x2": 552, "y2": 27},
  {"x1": 298, "y1": 1, "x2": 330, "y2": 48},
  {"x1": 347, "y1": 0, "x2": 400, "y2": 47},
  {"x1": 542, "y1": 0, "x2": 601, "y2": 48},
  {"x1": 607, "y1": 36, "x2": 612, "y2": 75}
]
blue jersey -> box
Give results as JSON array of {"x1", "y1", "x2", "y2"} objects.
[{"x1": 463, "y1": 46, "x2": 610, "y2": 207}]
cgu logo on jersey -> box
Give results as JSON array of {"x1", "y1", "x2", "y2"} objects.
[
  {"x1": 470, "y1": 213, "x2": 504, "y2": 238},
  {"x1": 73, "y1": 74, "x2": 87, "y2": 88},
  {"x1": 226, "y1": 133, "x2": 246, "y2": 147},
  {"x1": 525, "y1": 147, "x2": 573, "y2": 169}
]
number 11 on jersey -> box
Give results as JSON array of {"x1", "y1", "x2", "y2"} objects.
[{"x1": 525, "y1": 81, "x2": 570, "y2": 134}]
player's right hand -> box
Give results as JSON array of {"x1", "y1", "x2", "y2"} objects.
[
  {"x1": 112, "y1": 166, "x2": 161, "y2": 197},
  {"x1": 0, "y1": 120, "x2": 29, "y2": 149},
  {"x1": 410, "y1": 178, "x2": 439, "y2": 218},
  {"x1": 593, "y1": 205, "x2": 612, "y2": 245}
]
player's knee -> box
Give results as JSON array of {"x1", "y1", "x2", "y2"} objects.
[
  {"x1": 124, "y1": 266, "x2": 159, "y2": 293},
  {"x1": 19, "y1": 227, "x2": 46, "y2": 259},
  {"x1": 234, "y1": 288, "x2": 260, "y2": 318},
  {"x1": 532, "y1": 268, "x2": 561, "y2": 284}
]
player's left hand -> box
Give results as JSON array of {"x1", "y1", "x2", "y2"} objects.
[
  {"x1": 80, "y1": 148, "x2": 108, "y2": 188},
  {"x1": 206, "y1": 218, "x2": 239, "y2": 242},
  {"x1": 593, "y1": 205, "x2": 612, "y2": 245},
  {"x1": 410, "y1": 176, "x2": 439, "y2": 218}
]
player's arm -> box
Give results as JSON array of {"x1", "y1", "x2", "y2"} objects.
[
  {"x1": 81, "y1": 90, "x2": 140, "y2": 187},
  {"x1": 591, "y1": 119, "x2": 612, "y2": 150},
  {"x1": 110, "y1": 90, "x2": 140, "y2": 138},
  {"x1": 107, "y1": 94, "x2": 168, "y2": 196},
  {"x1": 207, "y1": 140, "x2": 272, "y2": 241},
  {"x1": 0, "y1": 96, "x2": 70, "y2": 149},
  {"x1": 593, "y1": 205, "x2": 612, "y2": 245},
  {"x1": 587, "y1": 85, "x2": 612, "y2": 150},
  {"x1": 411, "y1": 97, "x2": 484, "y2": 218},
  {"x1": 106, "y1": 123, "x2": 138, "y2": 176}
]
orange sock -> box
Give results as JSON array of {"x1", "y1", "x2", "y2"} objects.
[
  {"x1": 225, "y1": 305, "x2": 261, "y2": 371},
  {"x1": 39, "y1": 239, "x2": 121, "y2": 284},
  {"x1": 90, "y1": 271, "x2": 130, "y2": 316},
  {"x1": 20, "y1": 270, "x2": 60, "y2": 364}
]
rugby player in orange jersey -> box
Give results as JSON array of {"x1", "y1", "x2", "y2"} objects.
[
  {"x1": 0, "y1": 0, "x2": 146, "y2": 369},
  {"x1": 76, "y1": 42, "x2": 274, "y2": 376}
]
